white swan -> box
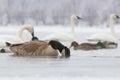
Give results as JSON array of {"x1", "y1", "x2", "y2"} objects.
[
  {"x1": 42, "y1": 15, "x2": 81, "y2": 42},
  {"x1": 86, "y1": 14, "x2": 120, "y2": 43},
  {"x1": 0, "y1": 24, "x2": 34, "y2": 52}
]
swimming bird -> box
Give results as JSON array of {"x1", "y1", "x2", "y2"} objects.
[
  {"x1": 0, "y1": 24, "x2": 34, "y2": 52},
  {"x1": 102, "y1": 41, "x2": 118, "y2": 49},
  {"x1": 70, "y1": 41, "x2": 117, "y2": 50},
  {"x1": 6, "y1": 40, "x2": 70, "y2": 57},
  {"x1": 42, "y1": 15, "x2": 81, "y2": 42},
  {"x1": 86, "y1": 14, "x2": 120, "y2": 43},
  {"x1": 70, "y1": 41, "x2": 103, "y2": 50}
]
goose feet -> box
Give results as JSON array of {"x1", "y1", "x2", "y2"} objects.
[{"x1": 0, "y1": 48, "x2": 6, "y2": 53}]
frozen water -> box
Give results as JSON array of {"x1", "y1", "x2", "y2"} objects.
[{"x1": 0, "y1": 25, "x2": 120, "y2": 80}]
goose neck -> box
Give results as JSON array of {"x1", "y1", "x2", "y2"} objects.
[
  {"x1": 70, "y1": 18, "x2": 76, "y2": 37},
  {"x1": 110, "y1": 17, "x2": 115, "y2": 36},
  {"x1": 17, "y1": 27, "x2": 25, "y2": 39}
]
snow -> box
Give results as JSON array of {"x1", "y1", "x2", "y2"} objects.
[{"x1": 0, "y1": 25, "x2": 120, "y2": 80}]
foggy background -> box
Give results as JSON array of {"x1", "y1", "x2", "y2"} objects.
[{"x1": 0, "y1": 0, "x2": 120, "y2": 26}]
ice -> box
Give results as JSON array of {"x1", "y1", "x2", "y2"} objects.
[{"x1": 0, "y1": 25, "x2": 120, "y2": 80}]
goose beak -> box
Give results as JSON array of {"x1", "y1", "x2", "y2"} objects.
[
  {"x1": 77, "y1": 16, "x2": 82, "y2": 20},
  {"x1": 116, "y1": 15, "x2": 120, "y2": 19}
]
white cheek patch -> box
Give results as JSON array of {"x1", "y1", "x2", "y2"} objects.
[
  {"x1": 61, "y1": 49, "x2": 65, "y2": 56},
  {"x1": 57, "y1": 50, "x2": 62, "y2": 56}
]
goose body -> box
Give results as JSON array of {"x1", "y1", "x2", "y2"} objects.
[
  {"x1": 42, "y1": 15, "x2": 81, "y2": 42},
  {"x1": 6, "y1": 40, "x2": 70, "y2": 57},
  {"x1": 70, "y1": 41, "x2": 102, "y2": 50},
  {"x1": 87, "y1": 14, "x2": 120, "y2": 43},
  {"x1": 6, "y1": 41, "x2": 58, "y2": 56},
  {"x1": 0, "y1": 24, "x2": 34, "y2": 52}
]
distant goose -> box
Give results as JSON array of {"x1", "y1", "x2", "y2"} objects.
[
  {"x1": 6, "y1": 40, "x2": 70, "y2": 57},
  {"x1": 0, "y1": 24, "x2": 34, "y2": 52},
  {"x1": 42, "y1": 15, "x2": 81, "y2": 42},
  {"x1": 70, "y1": 41, "x2": 103, "y2": 50},
  {"x1": 86, "y1": 14, "x2": 120, "y2": 43}
]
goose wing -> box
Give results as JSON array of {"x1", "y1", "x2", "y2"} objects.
[{"x1": 9, "y1": 41, "x2": 48, "y2": 56}]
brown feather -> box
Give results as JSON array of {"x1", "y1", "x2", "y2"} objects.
[
  {"x1": 9, "y1": 40, "x2": 58, "y2": 56},
  {"x1": 71, "y1": 41, "x2": 101, "y2": 50}
]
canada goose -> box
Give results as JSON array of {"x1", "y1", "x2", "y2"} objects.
[
  {"x1": 87, "y1": 14, "x2": 120, "y2": 43},
  {"x1": 6, "y1": 40, "x2": 70, "y2": 57},
  {"x1": 70, "y1": 41, "x2": 103, "y2": 50},
  {"x1": 42, "y1": 15, "x2": 81, "y2": 42},
  {"x1": 0, "y1": 24, "x2": 34, "y2": 53}
]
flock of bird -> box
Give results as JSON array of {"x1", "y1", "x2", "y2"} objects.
[{"x1": 0, "y1": 14, "x2": 119, "y2": 58}]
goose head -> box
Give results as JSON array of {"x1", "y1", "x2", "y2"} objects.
[
  {"x1": 70, "y1": 41, "x2": 79, "y2": 48},
  {"x1": 110, "y1": 14, "x2": 120, "y2": 20},
  {"x1": 48, "y1": 40, "x2": 70, "y2": 58},
  {"x1": 71, "y1": 15, "x2": 82, "y2": 21}
]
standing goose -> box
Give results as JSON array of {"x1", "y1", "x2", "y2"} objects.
[
  {"x1": 0, "y1": 24, "x2": 34, "y2": 52},
  {"x1": 6, "y1": 40, "x2": 70, "y2": 57},
  {"x1": 86, "y1": 14, "x2": 120, "y2": 43},
  {"x1": 42, "y1": 15, "x2": 81, "y2": 42}
]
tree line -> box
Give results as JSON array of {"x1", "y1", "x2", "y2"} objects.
[{"x1": 0, "y1": 0, "x2": 120, "y2": 26}]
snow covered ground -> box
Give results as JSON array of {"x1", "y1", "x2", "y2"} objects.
[{"x1": 0, "y1": 25, "x2": 120, "y2": 80}]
